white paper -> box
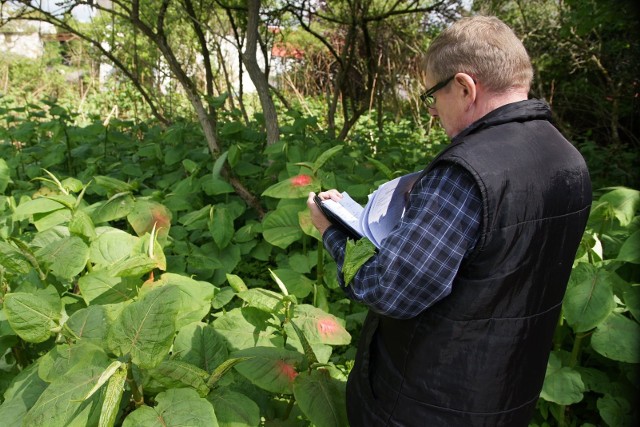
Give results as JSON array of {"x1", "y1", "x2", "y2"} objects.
[{"x1": 319, "y1": 172, "x2": 422, "y2": 248}]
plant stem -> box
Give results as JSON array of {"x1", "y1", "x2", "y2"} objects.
[
  {"x1": 126, "y1": 362, "x2": 144, "y2": 407},
  {"x1": 314, "y1": 242, "x2": 324, "y2": 307}
]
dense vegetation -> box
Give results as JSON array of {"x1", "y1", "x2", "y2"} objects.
[{"x1": 0, "y1": 1, "x2": 638, "y2": 426}]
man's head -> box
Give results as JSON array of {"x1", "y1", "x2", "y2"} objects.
[{"x1": 420, "y1": 16, "x2": 533, "y2": 137}]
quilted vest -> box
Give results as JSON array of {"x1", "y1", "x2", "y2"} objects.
[{"x1": 346, "y1": 99, "x2": 592, "y2": 426}]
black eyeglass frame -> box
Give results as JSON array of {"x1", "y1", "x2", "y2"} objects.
[{"x1": 420, "y1": 75, "x2": 455, "y2": 108}]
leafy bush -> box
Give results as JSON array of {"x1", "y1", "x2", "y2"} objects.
[{"x1": 0, "y1": 100, "x2": 637, "y2": 426}]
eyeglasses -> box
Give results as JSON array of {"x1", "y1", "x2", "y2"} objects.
[{"x1": 420, "y1": 75, "x2": 455, "y2": 108}]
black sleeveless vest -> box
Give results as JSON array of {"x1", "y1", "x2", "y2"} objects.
[{"x1": 346, "y1": 100, "x2": 592, "y2": 426}]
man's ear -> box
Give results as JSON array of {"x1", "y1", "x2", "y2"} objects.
[{"x1": 455, "y1": 73, "x2": 477, "y2": 108}]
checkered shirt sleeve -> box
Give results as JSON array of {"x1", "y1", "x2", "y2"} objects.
[{"x1": 323, "y1": 164, "x2": 482, "y2": 319}]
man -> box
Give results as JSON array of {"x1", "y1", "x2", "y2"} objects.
[{"x1": 307, "y1": 16, "x2": 592, "y2": 427}]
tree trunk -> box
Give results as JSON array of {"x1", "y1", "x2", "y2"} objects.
[{"x1": 242, "y1": 0, "x2": 280, "y2": 146}]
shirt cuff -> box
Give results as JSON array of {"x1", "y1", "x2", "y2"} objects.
[{"x1": 322, "y1": 225, "x2": 348, "y2": 260}]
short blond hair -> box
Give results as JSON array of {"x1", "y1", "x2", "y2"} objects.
[{"x1": 421, "y1": 16, "x2": 533, "y2": 93}]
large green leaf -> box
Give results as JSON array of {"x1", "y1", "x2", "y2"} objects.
[
  {"x1": 262, "y1": 174, "x2": 320, "y2": 199},
  {"x1": 0, "y1": 158, "x2": 11, "y2": 193},
  {"x1": 89, "y1": 193, "x2": 135, "y2": 224},
  {"x1": 108, "y1": 284, "x2": 180, "y2": 369},
  {"x1": 0, "y1": 363, "x2": 48, "y2": 427},
  {"x1": 107, "y1": 254, "x2": 156, "y2": 278},
  {"x1": 35, "y1": 235, "x2": 89, "y2": 279},
  {"x1": 149, "y1": 360, "x2": 210, "y2": 397},
  {"x1": 99, "y1": 363, "x2": 128, "y2": 427},
  {"x1": 236, "y1": 288, "x2": 284, "y2": 313},
  {"x1": 232, "y1": 346, "x2": 304, "y2": 394},
  {"x1": 209, "y1": 205, "x2": 234, "y2": 249},
  {"x1": 617, "y1": 230, "x2": 640, "y2": 264},
  {"x1": 591, "y1": 312, "x2": 640, "y2": 363},
  {"x1": 270, "y1": 268, "x2": 314, "y2": 299},
  {"x1": 173, "y1": 322, "x2": 229, "y2": 374},
  {"x1": 563, "y1": 263, "x2": 616, "y2": 332},
  {"x1": 3, "y1": 291, "x2": 61, "y2": 343},
  {"x1": 78, "y1": 271, "x2": 138, "y2": 305},
  {"x1": 23, "y1": 353, "x2": 112, "y2": 427},
  {"x1": 212, "y1": 307, "x2": 283, "y2": 351},
  {"x1": 38, "y1": 342, "x2": 109, "y2": 382},
  {"x1": 63, "y1": 305, "x2": 109, "y2": 343},
  {"x1": 540, "y1": 352, "x2": 585, "y2": 405},
  {"x1": 208, "y1": 387, "x2": 260, "y2": 427},
  {"x1": 598, "y1": 187, "x2": 640, "y2": 227},
  {"x1": 285, "y1": 304, "x2": 351, "y2": 346},
  {"x1": 597, "y1": 394, "x2": 633, "y2": 427},
  {"x1": 262, "y1": 206, "x2": 303, "y2": 249},
  {"x1": 89, "y1": 227, "x2": 139, "y2": 268},
  {"x1": 69, "y1": 210, "x2": 96, "y2": 239},
  {"x1": 0, "y1": 241, "x2": 32, "y2": 274},
  {"x1": 13, "y1": 197, "x2": 66, "y2": 221},
  {"x1": 293, "y1": 368, "x2": 348, "y2": 427},
  {"x1": 122, "y1": 388, "x2": 218, "y2": 427},
  {"x1": 127, "y1": 199, "x2": 172, "y2": 243},
  {"x1": 343, "y1": 239, "x2": 376, "y2": 286},
  {"x1": 150, "y1": 273, "x2": 215, "y2": 329}
]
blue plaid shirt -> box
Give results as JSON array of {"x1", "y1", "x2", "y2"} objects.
[{"x1": 323, "y1": 164, "x2": 482, "y2": 319}]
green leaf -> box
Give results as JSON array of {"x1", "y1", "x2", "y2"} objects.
[
  {"x1": 262, "y1": 175, "x2": 320, "y2": 199},
  {"x1": 122, "y1": 388, "x2": 218, "y2": 427},
  {"x1": 212, "y1": 307, "x2": 282, "y2": 351},
  {"x1": 212, "y1": 151, "x2": 228, "y2": 178},
  {"x1": 3, "y1": 291, "x2": 61, "y2": 343},
  {"x1": 69, "y1": 210, "x2": 97, "y2": 239},
  {"x1": 617, "y1": 230, "x2": 640, "y2": 264},
  {"x1": 285, "y1": 304, "x2": 351, "y2": 346},
  {"x1": 597, "y1": 394, "x2": 632, "y2": 427},
  {"x1": 149, "y1": 360, "x2": 210, "y2": 397},
  {"x1": 108, "y1": 284, "x2": 181, "y2": 369},
  {"x1": 598, "y1": 187, "x2": 640, "y2": 227},
  {"x1": 293, "y1": 369, "x2": 348, "y2": 427},
  {"x1": 78, "y1": 271, "x2": 138, "y2": 305},
  {"x1": 202, "y1": 177, "x2": 235, "y2": 195},
  {"x1": 232, "y1": 347, "x2": 304, "y2": 394},
  {"x1": 563, "y1": 263, "x2": 616, "y2": 332},
  {"x1": 13, "y1": 197, "x2": 66, "y2": 221},
  {"x1": 0, "y1": 241, "x2": 32, "y2": 274},
  {"x1": 237, "y1": 288, "x2": 284, "y2": 313},
  {"x1": 208, "y1": 388, "x2": 260, "y2": 427},
  {"x1": 366, "y1": 156, "x2": 395, "y2": 180},
  {"x1": 35, "y1": 235, "x2": 89, "y2": 279},
  {"x1": 262, "y1": 206, "x2": 303, "y2": 249},
  {"x1": 312, "y1": 145, "x2": 344, "y2": 173},
  {"x1": 343, "y1": 238, "x2": 376, "y2": 286},
  {"x1": 226, "y1": 273, "x2": 248, "y2": 293},
  {"x1": 591, "y1": 312, "x2": 640, "y2": 363},
  {"x1": 0, "y1": 363, "x2": 48, "y2": 427},
  {"x1": 89, "y1": 193, "x2": 135, "y2": 224},
  {"x1": 24, "y1": 355, "x2": 112, "y2": 427},
  {"x1": 98, "y1": 364, "x2": 127, "y2": 427},
  {"x1": 127, "y1": 199, "x2": 172, "y2": 243},
  {"x1": 92, "y1": 176, "x2": 136, "y2": 194},
  {"x1": 270, "y1": 268, "x2": 314, "y2": 299},
  {"x1": 63, "y1": 305, "x2": 109, "y2": 343},
  {"x1": 173, "y1": 322, "x2": 229, "y2": 374},
  {"x1": 623, "y1": 284, "x2": 640, "y2": 323},
  {"x1": 88, "y1": 227, "x2": 139, "y2": 268},
  {"x1": 0, "y1": 158, "x2": 11, "y2": 193},
  {"x1": 151, "y1": 273, "x2": 215, "y2": 329},
  {"x1": 209, "y1": 206, "x2": 234, "y2": 249},
  {"x1": 540, "y1": 353, "x2": 584, "y2": 405}
]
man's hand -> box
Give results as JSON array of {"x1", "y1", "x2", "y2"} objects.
[{"x1": 307, "y1": 190, "x2": 343, "y2": 235}]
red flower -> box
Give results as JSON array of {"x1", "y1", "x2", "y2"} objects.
[{"x1": 291, "y1": 174, "x2": 312, "y2": 187}]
